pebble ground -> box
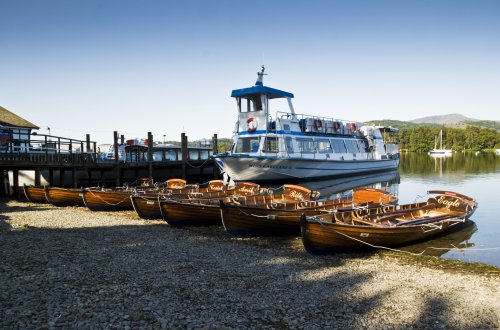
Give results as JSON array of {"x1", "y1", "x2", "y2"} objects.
[{"x1": 0, "y1": 199, "x2": 498, "y2": 329}]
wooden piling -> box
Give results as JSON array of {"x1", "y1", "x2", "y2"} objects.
[
  {"x1": 114, "y1": 131, "x2": 121, "y2": 187},
  {"x1": 181, "y1": 133, "x2": 187, "y2": 180},
  {"x1": 147, "y1": 132, "x2": 153, "y2": 180}
]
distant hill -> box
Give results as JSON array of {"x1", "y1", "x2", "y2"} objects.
[
  {"x1": 410, "y1": 113, "x2": 477, "y2": 125},
  {"x1": 364, "y1": 113, "x2": 500, "y2": 131}
]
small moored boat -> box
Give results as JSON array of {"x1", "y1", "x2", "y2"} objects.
[
  {"x1": 23, "y1": 185, "x2": 48, "y2": 203},
  {"x1": 220, "y1": 187, "x2": 397, "y2": 236},
  {"x1": 300, "y1": 190, "x2": 478, "y2": 254},
  {"x1": 131, "y1": 179, "x2": 235, "y2": 220},
  {"x1": 159, "y1": 182, "x2": 266, "y2": 225},
  {"x1": 44, "y1": 187, "x2": 85, "y2": 207}
]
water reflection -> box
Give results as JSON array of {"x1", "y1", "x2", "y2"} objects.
[
  {"x1": 398, "y1": 221, "x2": 477, "y2": 257},
  {"x1": 400, "y1": 151, "x2": 500, "y2": 177},
  {"x1": 294, "y1": 170, "x2": 400, "y2": 200}
]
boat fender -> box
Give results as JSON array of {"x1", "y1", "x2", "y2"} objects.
[
  {"x1": 314, "y1": 119, "x2": 323, "y2": 131},
  {"x1": 333, "y1": 121, "x2": 341, "y2": 132},
  {"x1": 247, "y1": 117, "x2": 258, "y2": 133}
]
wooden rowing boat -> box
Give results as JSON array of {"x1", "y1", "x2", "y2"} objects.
[
  {"x1": 44, "y1": 187, "x2": 85, "y2": 207},
  {"x1": 300, "y1": 190, "x2": 478, "y2": 254},
  {"x1": 159, "y1": 182, "x2": 265, "y2": 225},
  {"x1": 220, "y1": 187, "x2": 397, "y2": 236},
  {"x1": 82, "y1": 187, "x2": 139, "y2": 211},
  {"x1": 131, "y1": 180, "x2": 236, "y2": 220},
  {"x1": 23, "y1": 185, "x2": 48, "y2": 203}
]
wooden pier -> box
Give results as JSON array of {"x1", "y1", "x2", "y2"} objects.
[{"x1": 0, "y1": 131, "x2": 220, "y2": 198}]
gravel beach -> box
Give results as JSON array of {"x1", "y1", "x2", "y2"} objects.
[{"x1": 1, "y1": 199, "x2": 499, "y2": 329}]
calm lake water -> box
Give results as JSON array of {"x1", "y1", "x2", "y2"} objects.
[{"x1": 286, "y1": 152, "x2": 500, "y2": 267}]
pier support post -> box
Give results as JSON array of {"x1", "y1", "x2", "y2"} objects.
[
  {"x1": 35, "y1": 168, "x2": 42, "y2": 186},
  {"x1": 86, "y1": 134, "x2": 91, "y2": 152},
  {"x1": 212, "y1": 134, "x2": 218, "y2": 178},
  {"x1": 114, "y1": 131, "x2": 121, "y2": 187},
  {"x1": 147, "y1": 132, "x2": 153, "y2": 180},
  {"x1": 13, "y1": 169, "x2": 19, "y2": 199},
  {"x1": 181, "y1": 133, "x2": 187, "y2": 180}
]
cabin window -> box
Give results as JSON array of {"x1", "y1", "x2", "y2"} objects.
[
  {"x1": 263, "y1": 137, "x2": 279, "y2": 153},
  {"x1": 331, "y1": 139, "x2": 347, "y2": 153},
  {"x1": 315, "y1": 139, "x2": 333, "y2": 153},
  {"x1": 296, "y1": 138, "x2": 315, "y2": 153},
  {"x1": 357, "y1": 140, "x2": 368, "y2": 153},
  {"x1": 235, "y1": 137, "x2": 260, "y2": 153},
  {"x1": 153, "y1": 151, "x2": 164, "y2": 161},
  {"x1": 238, "y1": 95, "x2": 264, "y2": 113},
  {"x1": 285, "y1": 137, "x2": 294, "y2": 153},
  {"x1": 189, "y1": 150, "x2": 199, "y2": 160},
  {"x1": 345, "y1": 139, "x2": 359, "y2": 153},
  {"x1": 166, "y1": 150, "x2": 177, "y2": 161}
]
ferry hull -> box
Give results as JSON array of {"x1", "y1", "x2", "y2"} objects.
[{"x1": 216, "y1": 156, "x2": 399, "y2": 182}]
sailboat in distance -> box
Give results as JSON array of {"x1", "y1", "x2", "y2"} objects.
[{"x1": 429, "y1": 129, "x2": 452, "y2": 156}]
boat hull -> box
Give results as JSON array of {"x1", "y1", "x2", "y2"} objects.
[
  {"x1": 131, "y1": 195, "x2": 162, "y2": 219},
  {"x1": 159, "y1": 199, "x2": 221, "y2": 226},
  {"x1": 215, "y1": 156, "x2": 399, "y2": 181},
  {"x1": 45, "y1": 187, "x2": 84, "y2": 207},
  {"x1": 23, "y1": 185, "x2": 48, "y2": 203},
  {"x1": 301, "y1": 216, "x2": 471, "y2": 254},
  {"x1": 82, "y1": 189, "x2": 134, "y2": 211}
]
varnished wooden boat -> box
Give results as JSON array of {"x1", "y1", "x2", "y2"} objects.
[
  {"x1": 82, "y1": 187, "x2": 137, "y2": 211},
  {"x1": 44, "y1": 187, "x2": 85, "y2": 207},
  {"x1": 220, "y1": 187, "x2": 397, "y2": 236},
  {"x1": 300, "y1": 190, "x2": 478, "y2": 254},
  {"x1": 23, "y1": 184, "x2": 48, "y2": 203},
  {"x1": 131, "y1": 180, "x2": 235, "y2": 220},
  {"x1": 159, "y1": 182, "x2": 265, "y2": 225}
]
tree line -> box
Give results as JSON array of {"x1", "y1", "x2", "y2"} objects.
[{"x1": 395, "y1": 126, "x2": 499, "y2": 152}]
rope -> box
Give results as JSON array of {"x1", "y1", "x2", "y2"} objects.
[
  {"x1": 87, "y1": 190, "x2": 131, "y2": 206},
  {"x1": 185, "y1": 157, "x2": 211, "y2": 168}
]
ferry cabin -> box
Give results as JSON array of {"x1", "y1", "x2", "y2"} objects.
[{"x1": 229, "y1": 72, "x2": 397, "y2": 163}]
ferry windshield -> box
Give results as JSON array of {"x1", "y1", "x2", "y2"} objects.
[{"x1": 235, "y1": 137, "x2": 260, "y2": 153}]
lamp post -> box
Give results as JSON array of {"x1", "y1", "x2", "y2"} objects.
[
  {"x1": 47, "y1": 127, "x2": 51, "y2": 141},
  {"x1": 163, "y1": 134, "x2": 166, "y2": 144}
]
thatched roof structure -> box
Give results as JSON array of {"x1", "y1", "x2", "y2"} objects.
[{"x1": 0, "y1": 106, "x2": 39, "y2": 129}]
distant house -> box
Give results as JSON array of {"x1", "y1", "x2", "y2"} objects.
[{"x1": 0, "y1": 105, "x2": 39, "y2": 151}]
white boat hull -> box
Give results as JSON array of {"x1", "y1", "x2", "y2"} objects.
[{"x1": 215, "y1": 156, "x2": 399, "y2": 181}]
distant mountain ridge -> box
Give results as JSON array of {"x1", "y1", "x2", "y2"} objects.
[
  {"x1": 410, "y1": 113, "x2": 478, "y2": 125},
  {"x1": 365, "y1": 113, "x2": 500, "y2": 131}
]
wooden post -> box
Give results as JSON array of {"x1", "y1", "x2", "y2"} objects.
[
  {"x1": 212, "y1": 134, "x2": 219, "y2": 178},
  {"x1": 13, "y1": 169, "x2": 19, "y2": 199},
  {"x1": 35, "y1": 168, "x2": 42, "y2": 186},
  {"x1": 86, "y1": 134, "x2": 91, "y2": 152},
  {"x1": 181, "y1": 133, "x2": 187, "y2": 180},
  {"x1": 72, "y1": 168, "x2": 77, "y2": 188},
  {"x1": 147, "y1": 132, "x2": 153, "y2": 180},
  {"x1": 114, "y1": 131, "x2": 121, "y2": 187},
  {"x1": 59, "y1": 168, "x2": 65, "y2": 186}
]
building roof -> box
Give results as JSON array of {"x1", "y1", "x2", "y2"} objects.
[{"x1": 0, "y1": 106, "x2": 39, "y2": 129}]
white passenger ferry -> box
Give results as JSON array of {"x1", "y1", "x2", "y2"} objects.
[{"x1": 214, "y1": 67, "x2": 400, "y2": 182}]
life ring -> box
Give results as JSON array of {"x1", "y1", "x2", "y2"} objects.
[
  {"x1": 314, "y1": 119, "x2": 323, "y2": 130},
  {"x1": 247, "y1": 117, "x2": 258, "y2": 133},
  {"x1": 350, "y1": 122, "x2": 357, "y2": 132},
  {"x1": 333, "y1": 121, "x2": 341, "y2": 132}
]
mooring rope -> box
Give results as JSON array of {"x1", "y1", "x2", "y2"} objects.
[{"x1": 87, "y1": 190, "x2": 131, "y2": 206}]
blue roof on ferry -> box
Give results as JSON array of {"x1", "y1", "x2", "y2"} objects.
[{"x1": 231, "y1": 85, "x2": 294, "y2": 99}]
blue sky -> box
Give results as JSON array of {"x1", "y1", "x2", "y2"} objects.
[{"x1": 1, "y1": 0, "x2": 499, "y2": 144}]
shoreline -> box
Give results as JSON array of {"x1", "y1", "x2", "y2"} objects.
[{"x1": 1, "y1": 199, "x2": 498, "y2": 329}]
